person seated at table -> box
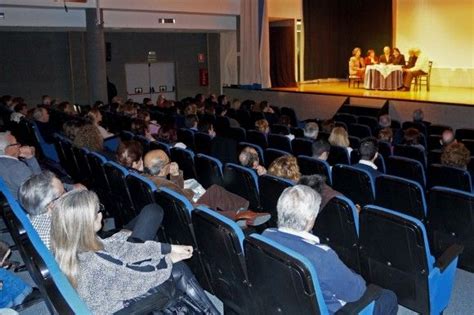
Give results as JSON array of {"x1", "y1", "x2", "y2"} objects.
[
  {"x1": 400, "y1": 48, "x2": 430, "y2": 91},
  {"x1": 379, "y1": 46, "x2": 394, "y2": 64},
  {"x1": 405, "y1": 48, "x2": 418, "y2": 69},
  {"x1": 392, "y1": 48, "x2": 406, "y2": 66},
  {"x1": 348, "y1": 47, "x2": 365, "y2": 78},
  {"x1": 364, "y1": 49, "x2": 379, "y2": 65}
]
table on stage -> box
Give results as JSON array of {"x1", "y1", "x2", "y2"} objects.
[{"x1": 364, "y1": 64, "x2": 403, "y2": 90}]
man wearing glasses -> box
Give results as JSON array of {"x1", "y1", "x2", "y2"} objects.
[{"x1": 0, "y1": 131, "x2": 41, "y2": 199}]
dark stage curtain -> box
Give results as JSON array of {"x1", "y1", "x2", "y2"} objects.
[
  {"x1": 303, "y1": 0, "x2": 392, "y2": 80},
  {"x1": 270, "y1": 23, "x2": 297, "y2": 87}
]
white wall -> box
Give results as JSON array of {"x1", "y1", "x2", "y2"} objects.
[
  {"x1": 267, "y1": 0, "x2": 302, "y2": 19},
  {"x1": 395, "y1": 0, "x2": 474, "y2": 88}
]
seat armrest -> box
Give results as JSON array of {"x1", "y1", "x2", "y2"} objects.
[
  {"x1": 336, "y1": 284, "x2": 382, "y2": 315},
  {"x1": 435, "y1": 243, "x2": 464, "y2": 272}
]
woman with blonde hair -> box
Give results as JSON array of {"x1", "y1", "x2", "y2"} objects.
[
  {"x1": 349, "y1": 47, "x2": 365, "y2": 78},
  {"x1": 255, "y1": 119, "x2": 270, "y2": 135},
  {"x1": 328, "y1": 126, "x2": 353, "y2": 155},
  {"x1": 73, "y1": 123, "x2": 104, "y2": 152},
  {"x1": 268, "y1": 155, "x2": 301, "y2": 182},
  {"x1": 87, "y1": 108, "x2": 114, "y2": 139},
  {"x1": 51, "y1": 189, "x2": 219, "y2": 314}
]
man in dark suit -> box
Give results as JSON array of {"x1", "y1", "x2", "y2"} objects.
[
  {"x1": 379, "y1": 46, "x2": 394, "y2": 64},
  {"x1": 353, "y1": 137, "x2": 382, "y2": 178}
]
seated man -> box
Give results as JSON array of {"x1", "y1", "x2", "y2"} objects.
[
  {"x1": 184, "y1": 114, "x2": 199, "y2": 132},
  {"x1": 440, "y1": 128, "x2": 456, "y2": 148},
  {"x1": 263, "y1": 185, "x2": 398, "y2": 315},
  {"x1": 400, "y1": 48, "x2": 429, "y2": 91},
  {"x1": 304, "y1": 122, "x2": 319, "y2": 140},
  {"x1": 0, "y1": 131, "x2": 41, "y2": 199},
  {"x1": 239, "y1": 146, "x2": 267, "y2": 176},
  {"x1": 298, "y1": 174, "x2": 342, "y2": 210},
  {"x1": 33, "y1": 107, "x2": 56, "y2": 143},
  {"x1": 144, "y1": 149, "x2": 269, "y2": 226},
  {"x1": 353, "y1": 137, "x2": 382, "y2": 178},
  {"x1": 312, "y1": 139, "x2": 331, "y2": 161}
]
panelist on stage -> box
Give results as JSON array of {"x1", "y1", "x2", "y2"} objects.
[
  {"x1": 349, "y1": 47, "x2": 366, "y2": 79},
  {"x1": 364, "y1": 49, "x2": 379, "y2": 65},
  {"x1": 392, "y1": 48, "x2": 406, "y2": 66},
  {"x1": 400, "y1": 48, "x2": 430, "y2": 91},
  {"x1": 405, "y1": 49, "x2": 418, "y2": 69},
  {"x1": 379, "y1": 46, "x2": 394, "y2": 64}
]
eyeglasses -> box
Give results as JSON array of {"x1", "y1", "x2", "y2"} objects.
[{"x1": 6, "y1": 143, "x2": 20, "y2": 148}]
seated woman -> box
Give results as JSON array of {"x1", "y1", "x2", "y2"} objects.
[
  {"x1": 348, "y1": 47, "x2": 365, "y2": 78},
  {"x1": 403, "y1": 128, "x2": 425, "y2": 152},
  {"x1": 157, "y1": 117, "x2": 178, "y2": 144},
  {"x1": 268, "y1": 155, "x2": 301, "y2": 182},
  {"x1": 137, "y1": 110, "x2": 160, "y2": 135},
  {"x1": 441, "y1": 142, "x2": 471, "y2": 170},
  {"x1": 131, "y1": 118, "x2": 154, "y2": 142},
  {"x1": 62, "y1": 119, "x2": 85, "y2": 141},
  {"x1": 392, "y1": 48, "x2": 406, "y2": 66},
  {"x1": 73, "y1": 122, "x2": 116, "y2": 160},
  {"x1": 328, "y1": 126, "x2": 353, "y2": 156},
  {"x1": 364, "y1": 49, "x2": 379, "y2": 66},
  {"x1": 51, "y1": 189, "x2": 219, "y2": 314},
  {"x1": 255, "y1": 119, "x2": 270, "y2": 136},
  {"x1": 87, "y1": 108, "x2": 114, "y2": 139},
  {"x1": 116, "y1": 140, "x2": 144, "y2": 172}
]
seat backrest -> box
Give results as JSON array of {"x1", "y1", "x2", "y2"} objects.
[
  {"x1": 177, "y1": 128, "x2": 195, "y2": 150},
  {"x1": 281, "y1": 107, "x2": 298, "y2": 127},
  {"x1": 334, "y1": 113, "x2": 357, "y2": 126},
  {"x1": 359, "y1": 205, "x2": 432, "y2": 314},
  {"x1": 31, "y1": 121, "x2": 60, "y2": 162},
  {"x1": 228, "y1": 127, "x2": 247, "y2": 143},
  {"x1": 133, "y1": 135, "x2": 151, "y2": 154},
  {"x1": 194, "y1": 132, "x2": 212, "y2": 155},
  {"x1": 427, "y1": 135, "x2": 442, "y2": 151},
  {"x1": 60, "y1": 138, "x2": 80, "y2": 181},
  {"x1": 394, "y1": 145, "x2": 427, "y2": 168},
  {"x1": 292, "y1": 138, "x2": 313, "y2": 157},
  {"x1": 428, "y1": 124, "x2": 450, "y2": 136},
  {"x1": 72, "y1": 146, "x2": 92, "y2": 181},
  {"x1": 313, "y1": 196, "x2": 361, "y2": 272},
  {"x1": 462, "y1": 139, "x2": 474, "y2": 154},
  {"x1": 103, "y1": 161, "x2": 136, "y2": 226},
  {"x1": 377, "y1": 140, "x2": 392, "y2": 159},
  {"x1": 244, "y1": 234, "x2": 327, "y2": 315},
  {"x1": 192, "y1": 206, "x2": 252, "y2": 314},
  {"x1": 125, "y1": 172, "x2": 157, "y2": 212},
  {"x1": 456, "y1": 128, "x2": 474, "y2": 141},
  {"x1": 237, "y1": 142, "x2": 265, "y2": 167},
  {"x1": 0, "y1": 181, "x2": 91, "y2": 314},
  {"x1": 428, "y1": 164, "x2": 472, "y2": 192},
  {"x1": 258, "y1": 174, "x2": 294, "y2": 227},
  {"x1": 271, "y1": 124, "x2": 290, "y2": 135},
  {"x1": 195, "y1": 153, "x2": 224, "y2": 189},
  {"x1": 327, "y1": 145, "x2": 350, "y2": 166},
  {"x1": 332, "y1": 164, "x2": 375, "y2": 206},
  {"x1": 348, "y1": 123, "x2": 372, "y2": 139},
  {"x1": 247, "y1": 130, "x2": 268, "y2": 148},
  {"x1": 428, "y1": 187, "x2": 474, "y2": 270},
  {"x1": 291, "y1": 127, "x2": 304, "y2": 138},
  {"x1": 235, "y1": 109, "x2": 252, "y2": 130},
  {"x1": 297, "y1": 156, "x2": 332, "y2": 185},
  {"x1": 120, "y1": 130, "x2": 135, "y2": 141},
  {"x1": 149, "y1": 140, "x2": 171, "y2": 156},
  {"x1": 348, "y1": 136, "x2": 360, "y2": 149},
  {"x1": 375, "y1": 175, "x2": 427, "y2": 220},
  {"x1": 53, "y1": 134, "x2": 68, "y2": 171},
  {"x1": 264, "y1": 148, "x2": 291, "y2": 169},
  {"x1": 357, "y1": 116, "x2": 378, "y2": 134},
  {"x1": 386, "y1": 156, "x2": 426, "y2": 188},
  {"x1": 267, "y1": 133, "x2": 292, "y2": 153},
  {"x1": 170, "y1": 147, "x2": 197, "y2": 180},
  {"x1": 350, "y1": 150, "x2": 386, "y2": 173},
  {"x1": 223, "y1": 163, "x2": 260, "y2": 210}
]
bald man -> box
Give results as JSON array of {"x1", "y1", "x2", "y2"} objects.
[
  {"x1": 239, "y1": 147, "x2": 267, "y2": 176},
  {"x1": 144, "y1": 149, "x2": 270, "y2": 226},
  {"x1": 379, "y1": 46, "x2": 393, "y2": 64}
]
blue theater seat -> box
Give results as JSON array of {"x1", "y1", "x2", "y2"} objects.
[
  {"x1": 244, "y1": 234, "x2": 377, "y2": 315},
  {"x1": 246, "y1": 130, "x2": 268, "y2": 149},
  {"x1": 394, "y1": 144, "x2": 427, "y2": 168},
  {"x1": 292, "y1": 138, "x2": 314, "y2": 157},
  {"x1": 195, "y1": 153, "x2": 224, "y2": 188},
  {"x1": 428, "y1": 164, "x2": 473, "y2": 193},
  {"x1": 386, "y1": 156, "x2": 426, "y2": 188},
  {"x1": 267, "y1": 133, "x2": 292, "y2": 153},
  {"x1": 125, "y1": 172, "x2": 157, "y2": 212},
  {"x1": 31, "y1": 121, "x2": 59, "y2": 163},
  {"x1": 194, "y1": 132, "x2": 213, "y2": 155},
  {"x1": 170, "y1": 147, "x2": 197, "y2": 180},
  {"x1": 297, "y1": 156, "x2": 332, "y2": 185},
  {"x1": 328, "y1": 146, "x2": 351, "y2": 166},
  {"x1": 237, "y1": 142, "x2": 265, "y2": 167},
  {"x1": 359, "y1": 205, "x2": 462, "y2": 314},
  {"x1": 332, "y1": 164, "x2": 376, "y2": 206},
  {"x1": 264, "y1": 148, "x2": 291, "y2": 168},
  {"x1": 149, "y1": 140, "x2": 171, "y2": 156},
  {"x1": 258, "y1": 174, "x2": 294, "y2": 227},
  {"x1": 223, "y1": 163, "x2": 260, "y2": 210},
  {"x1": 177, "y1": 128, "x2": 195, "y2": 150}
]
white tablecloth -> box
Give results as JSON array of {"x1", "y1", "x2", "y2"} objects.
[{"x1": 364, "y1": 65, "x2": 403, "y2": 90}]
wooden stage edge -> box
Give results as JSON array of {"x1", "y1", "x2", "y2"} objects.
[{"x1": 269, "y1": 82, "x2": 474, "y2": 107}]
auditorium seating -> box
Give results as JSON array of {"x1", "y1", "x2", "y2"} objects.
[
  {"x1": 237, "y1": 142, "x2": 265, "y2": 166},
  {"x1": 31, "y1": 121, "x2": 60, "y2": 163},
  {"x1": 428, "y1": 187, "x2": 474, "y2": 272},
  {"x1": 246, "y1": 130, "x2": 268, "y2": 148},
  {"x1": 297, "y1": 156, "x2": 332, "y2": 184},
  {"x1": 332, "y1": 165, "x2": 376, "y2": 206},
  {"x1": 228, "y1": 126, "x2": 247, "y2": 143},
  {"x1": 133, "y1": 135, "x2": 151, "y2": 154},
  {"x1": 313, "y1": 196, "x2": 361, "y2": 273},
  {"x1": 264, "y1": 148, "x2": 290, "y2": 168},
  {"x1": 149, "y1": 140, "x2": 171, "y2": 156},
  {"x1": 267, "y1": 133, "x2": 292, "y2": 152},
  {"x1": 386, "y1": 156, "x2": 426, "y2": 188},
  {"x1": 258, "y1": 174, "x2": 294, "y2": 227},
  {"x1": 357, "y1": 116, "x2": 378, "y2": 135},
  {"x1": 223, "y1": 163, "x2": 260, "y2": 210},
  {"x1": 334, "y1": 113, "x2": 357, "y2": 126},
  {"x1": 244, "y1": 234, "x2": 379, "y2": 314},
  {"x1": 194, "y1": 132, "x2": 212, "y2": 155},
  {"x1": 192, "y1": 206, "x2": 253, "y2": 314},
  {"x1": 350, "y1": 150, "x2": 386, "y2": 173},
  {"x1": 348, "y1": 135, "x2": 361, "y2": 149},
  {"x1": 359, "y1": 205, "x2": 462, "y2": 314},
  {"x1": 72, "y1": 146, "x2": 92, "y2": 184},
  {"x1": 428, "y1": 124, "x2": 450, "y2": 136},
  {"x1": 170, "y1": 147, "x2": 197, "y2": 180},
  {"x1": 195, "y1": 153, "x2": 224, "y2": 188},
  {"x1": 428, "y1": 164, "x2": 472, "y2": 192},
  {"x1": 291, "y1": 138, "x2": 313, "y2": 156},
  {"x1": 377, "y1": 140, "x2": 392, "y2": 159},
  {"x1": 456, "y1": 128, "x2": 474, "y2": 141},
  {"x1": 126, "y1": 172, "x2": 157, "y2": 212},
  {"x1": 393, "y1": 144, "x2": 427, "y2": 168},
  {"x1": 177, "y1": 128, "x2": 195, "y2": 150},
  {"x1": 348, "y1": 123, "x2": 372, "y2": 139},
  {"x1": 271, "y1": 124, "x2": 290, "y2": 135},
  {"x1": 327, "y1": 146, "x2": 351, "y2": 166}
]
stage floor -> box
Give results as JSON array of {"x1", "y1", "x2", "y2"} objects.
[{"x1": 270, "y1": 82, "x2": 474, "y2": 106}]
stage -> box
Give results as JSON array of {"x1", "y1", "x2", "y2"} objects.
[
  {"x1": 224, "y1": 82, "x2": 474, "y2": 130},
  {"x1": 271, "y1": 82, "x2": 474, "y2": 107}
]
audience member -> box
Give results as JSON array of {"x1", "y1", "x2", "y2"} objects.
[
  {"x1": 379, "y1": 46, "x2": 393, "y2": 64},
  {"x1": 440, "y1": 129, "x2": 457, "y2": 147},
  {"x1": 157, "y1": 117, "x2": 178, "y2": 144},
  {"x1": 88, "y1": 108, "x2": 114, "y2": 139},
  {"x1": 364, "y1": 49, "x2": 379, "y2": 65},
  {"x1": 50, "y1": 189, "x2": 219, "y2": 314},
  {"x1": 33, "y1": 107, "x2": 55, "y2": 143},
  {"x1": 378, "y1": 127, "x2": 393, "y2": 143},
  {"x1": 217, "y1": 94, "x2": 229, "y2": 107},
  {"x1": 0, "y1": 131, "x2": 41, "y2": 199},
  {"x1": 184, "y1": 114, "x2": 199, "y2": 131},
  {"x1": 210, "y1": 123, "x2": 238, "y2": 164},
  {"x1": 57, "y1": 101, "x2": 77, "y2": 116},
  {"x1": 239, "y1": 146, "x2": 267, "y2": 176},
  {"x1": 392, "y1": 48, "x2": 406, "y2": 66},
  {"x1": 349, "y1": 47, "x2": 365, "y2": 78},
  {"x1": 10, "y1": 103, "x2": 28, "y2": 123},
  {"x1": 441, "y1": 142, "x2": 471, "y2": 170},
  {"x1": 378, "y1": 114, "x2": 392, "y2": 128},
  {"x1": 303, "y1": 122, "x2": 319, "y2": 140},
  {"x1": 197, "y1": 121, "x2": 216, "y2": 138},
  {"x1": 298, "y1": 174, "x2": 342, "y2": 210},
  {"x1": 321, "y1": 119, "x2": 335, "y2": 133},
  {"x1": 41, "y1": 95, "x2": 52, "y2": 109},
  {"x1": 403, "y1": 128, "x2": 425, "y2": 151},
  {"x1": 116, "y1": 140, "x2": 144, "y2": 172},
  {"x1": 312, "y1": 140, "x2": 331, "y2": 161},
  {"x1": 353, "y1": 137, "x2": 382, "y2": 178},
  {"x1": 401, "y1": 48, "x2": 430, "y2": 91},
  {"x1": 255, "y1": 119, "x2": 270, "y2": 135},
  {"x1": 412, "y1": 108, "x2": 431, "y2": 127},
  {"x1": 74, "y1": 123, "x2": 105, "y2": 152},
  {"x1": 62, "y1": 119, "x2": 84, "y2": 141},
  {"x1": 216, "y1": 105, "x2": 240, "y2": 128},
  {"x1": 329, "y1": 126, "x2": 352, "y2": 155},
  {"x1": 263, "y1": 185, "x2": 398, "y2": 315},
  {"x1": 268, "y1": 155, "x2": 301, "y2": 182},
  {"x1": 131, "y1": 118, "x2": 154, "y2": 141}
]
